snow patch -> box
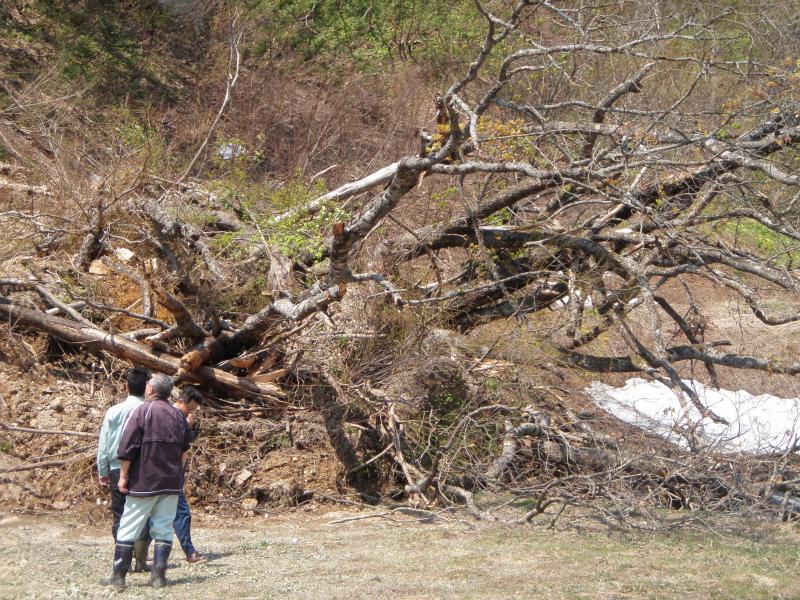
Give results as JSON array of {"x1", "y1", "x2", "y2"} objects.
[
  {"x1": 586, "y1": 378, "x2": 800, "y2": 453},
  {"x1": 553, "y1": 290, "x2": 593, "y2": 309}
]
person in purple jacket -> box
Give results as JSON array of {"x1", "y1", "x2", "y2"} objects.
[{"x1": 102, "y1": 373, "x2": 192, "y2": 589}]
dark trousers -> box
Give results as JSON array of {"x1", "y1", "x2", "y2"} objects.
[
  {"x1": 173, "y1": 490, "x2": 195, "y2": 556},
  {"x1": 108, "y1": 469, "x2": 149, "y2": 542}
]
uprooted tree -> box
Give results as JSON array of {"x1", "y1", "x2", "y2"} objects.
[{"x1": 3, "y1": 0, "x2": 800, "y2": 523}]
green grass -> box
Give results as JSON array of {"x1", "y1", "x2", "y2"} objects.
[
  {"x1": 0, "y1": 1, "x2": 192, "y2": 105},
  {"x1": 244, "y1": 0, "x2": 486, "y2": 73},
  {"x1": 722, "y1": 217, "x2": 800, "y2": 269}
]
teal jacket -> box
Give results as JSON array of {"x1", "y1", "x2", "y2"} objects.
[{"x1": 96, "y1": 395, "x2": 145, "y2": 477}]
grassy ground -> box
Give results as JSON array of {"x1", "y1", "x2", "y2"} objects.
[{"x1": 2, "y1": 510, "x2": 800, "y2": 599}]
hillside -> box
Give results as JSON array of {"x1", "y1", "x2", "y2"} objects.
[{"x1": 2, "y1": 0, "x2": 800, "y2": 532}]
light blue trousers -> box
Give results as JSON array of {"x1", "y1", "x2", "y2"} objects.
[{"x1": 117, "y1": 494, "x2": 178, "y2": 542}]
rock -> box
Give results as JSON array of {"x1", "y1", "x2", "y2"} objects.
[
  {"x1": 291, "y1": 420, "x2": 328, "y2": 450},
  {"x1": 49, "y1": 399, "x2": 63, "y2": 413},
  {"x1": 234, "y1": 468, "x2": 252, "y2": 487},
  {"x1": 266, "y1": 480, "x2": 303, "y2": 506},
  {"x1": 34, "y1": 412, "x2": 61, "y2": 429},
  {"x1": 143, "y1": 258, "x2": 159, "y2": 274},
  {"x1": 88, "y1": 259, "x2": 110, "y2": 275},
  {"x1": 241, "y1": 498, "x2": 258, "y2": 517},
  {"x1": 114, "y1": 247, "x2": 135, "y2": 262}
]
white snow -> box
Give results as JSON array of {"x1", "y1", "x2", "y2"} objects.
[
  {"x1": 586, "y1": 378, "x2": 800, "y2": 453},
  {"x1": 553, "y1": 290, "x2": 594, "y2": 309}
]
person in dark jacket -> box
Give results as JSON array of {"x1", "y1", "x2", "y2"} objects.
[
  {"x1": 96, "y1": 367, "x2": 151, "y2": 572},
  {"x1": 103, "y1": 373, "x2": 191, "y2": 589},
  {"x1": 173, "y1": 386, "x2": 204, "y2": 563}
]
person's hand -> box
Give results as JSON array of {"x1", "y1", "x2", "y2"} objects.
[
  {"x1": 118, "y1": 475, "x2": 129, "y2": 494},
  {"x1": 186, "y1": 412, "x2": 195, "y2": 427},
  {"x1": 99, "y1": 475, "x2": 110, "y2": 487}
]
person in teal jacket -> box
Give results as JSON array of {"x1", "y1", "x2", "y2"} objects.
[{"x1": 96, "y1": 367, "x2": 151, "y2": 572}]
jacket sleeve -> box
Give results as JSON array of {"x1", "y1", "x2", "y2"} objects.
[
  {"x1": 117, "y1": 406, "x2": 143, "y2": 462},
  {"x1": 96, "y1": 410, "x2": 111, "y2": 476},
  {"x1": 182, "y1": 419, "x2": 193, "y2": 452}
]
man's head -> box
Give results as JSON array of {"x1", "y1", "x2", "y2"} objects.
[
  {"x1": 176, "y1": 386, "x2": 203, "y2": 416},
  {"x1": 126, "y1": 368, "x2": 150, "y2": 398},
  {"x1": 145, "y1": 373, "x2": 174, "y2": 401}
]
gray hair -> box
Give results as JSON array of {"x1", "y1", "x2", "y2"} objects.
[{"x1": 147, "y1": 373, "x2": 174, "y2": 399}]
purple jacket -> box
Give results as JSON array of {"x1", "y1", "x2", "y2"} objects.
[{"x1": 117, "y1": 399, "x2": 191, "y2": 497}]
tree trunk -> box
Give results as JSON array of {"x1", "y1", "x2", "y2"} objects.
[{"x1": 0, "y1": 299, "x2": 283, "y2": 399}]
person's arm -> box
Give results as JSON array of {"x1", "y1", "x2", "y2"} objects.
[
  {"x1": 116, "y1": 406, "x2": 143, "y2": 493},
  {"x1": 181, "y1": 420, "x2": 192, "y2": 468},
  {"x1": 186, "y1": 413, "x2": 200, "y2": 443},
  {"x1": 118, "y1": 459, "x2": 132, "y2": 494},
  {"x1": 96, "y1": 412, "x2": 111, "y2": 486}
]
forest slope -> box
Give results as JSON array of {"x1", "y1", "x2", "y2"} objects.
[{"x1": 2, "y1": 0, "x2": 800, "y2": 527}]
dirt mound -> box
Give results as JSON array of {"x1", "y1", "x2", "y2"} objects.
[{"x1": 0, "y1": 361, "x2": 350, "y2": 514}]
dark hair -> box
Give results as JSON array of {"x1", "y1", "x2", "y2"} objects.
[
  {"x1": 178, "y1": 386, "x2": 203, "y2": 405},
  {"x1": 126, "y1": 368, "x2": 150, "y2": 397}
]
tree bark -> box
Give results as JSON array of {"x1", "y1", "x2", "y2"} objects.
[{"x1": 0, "y1": 299, "x2": 283, "y2": 399}]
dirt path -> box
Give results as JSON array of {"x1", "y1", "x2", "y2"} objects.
[{"x1": 2, "y1": 510, "x2": 800, "y2": 599}]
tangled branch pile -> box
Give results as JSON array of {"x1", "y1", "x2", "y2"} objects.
[{"x1": 2, "y1": 0, "x2": 800, "y2": 525}]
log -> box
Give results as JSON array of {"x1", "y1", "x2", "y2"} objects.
[
  {"x1": 0, "y1": 455, "x2": 93, "y2": 474},
  {"x1": 251, "y1": 368, "x2": 289, "y2": 384},
  {"x1": 0, "y1": 422, "x2": 94, "y2": 438},
  {"x1": 140, "y1": 198, "x2": 226, "y2": 282},
  {"x1": 271, "y1": 162, "x2": 400, "y2": 224},
  {"x1": 0, "y1": 299, "x2": 283, "y2": 399},
  {"x1": 146, "y1": 283, "x2": 208, "y2": 344},
  {"x1": 178, "y1": 282, "x2": 346, "y2": 372},
  {"x1": 73, "y1": 205, "x2": 103, "y2": 271}
]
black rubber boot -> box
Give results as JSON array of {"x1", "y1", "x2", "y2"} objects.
[
  {"x1": 133, "y1": 539, "x2": 151, "y2": 573},
  {"x1": 101, "y1": 541, "x2": 134, "y2": 589},
  {"x1": 150, "y1": 540, "x2": 172, "y2": 588}
]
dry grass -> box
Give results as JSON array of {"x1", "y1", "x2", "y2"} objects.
[{"x1": 2, "y1": 511, "x2": 800, "y2": 599}]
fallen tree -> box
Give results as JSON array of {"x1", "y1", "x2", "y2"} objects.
[
  {"x1": 2, "y1": 0, "x2": 800, "y2": 524},
  {"x1": 0, "y1": 298, "x2": 283, "y2": 399}
]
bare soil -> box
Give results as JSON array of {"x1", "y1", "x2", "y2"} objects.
[{"x1": 2, "y1": 510, "x2": 800, "y2": 600}]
